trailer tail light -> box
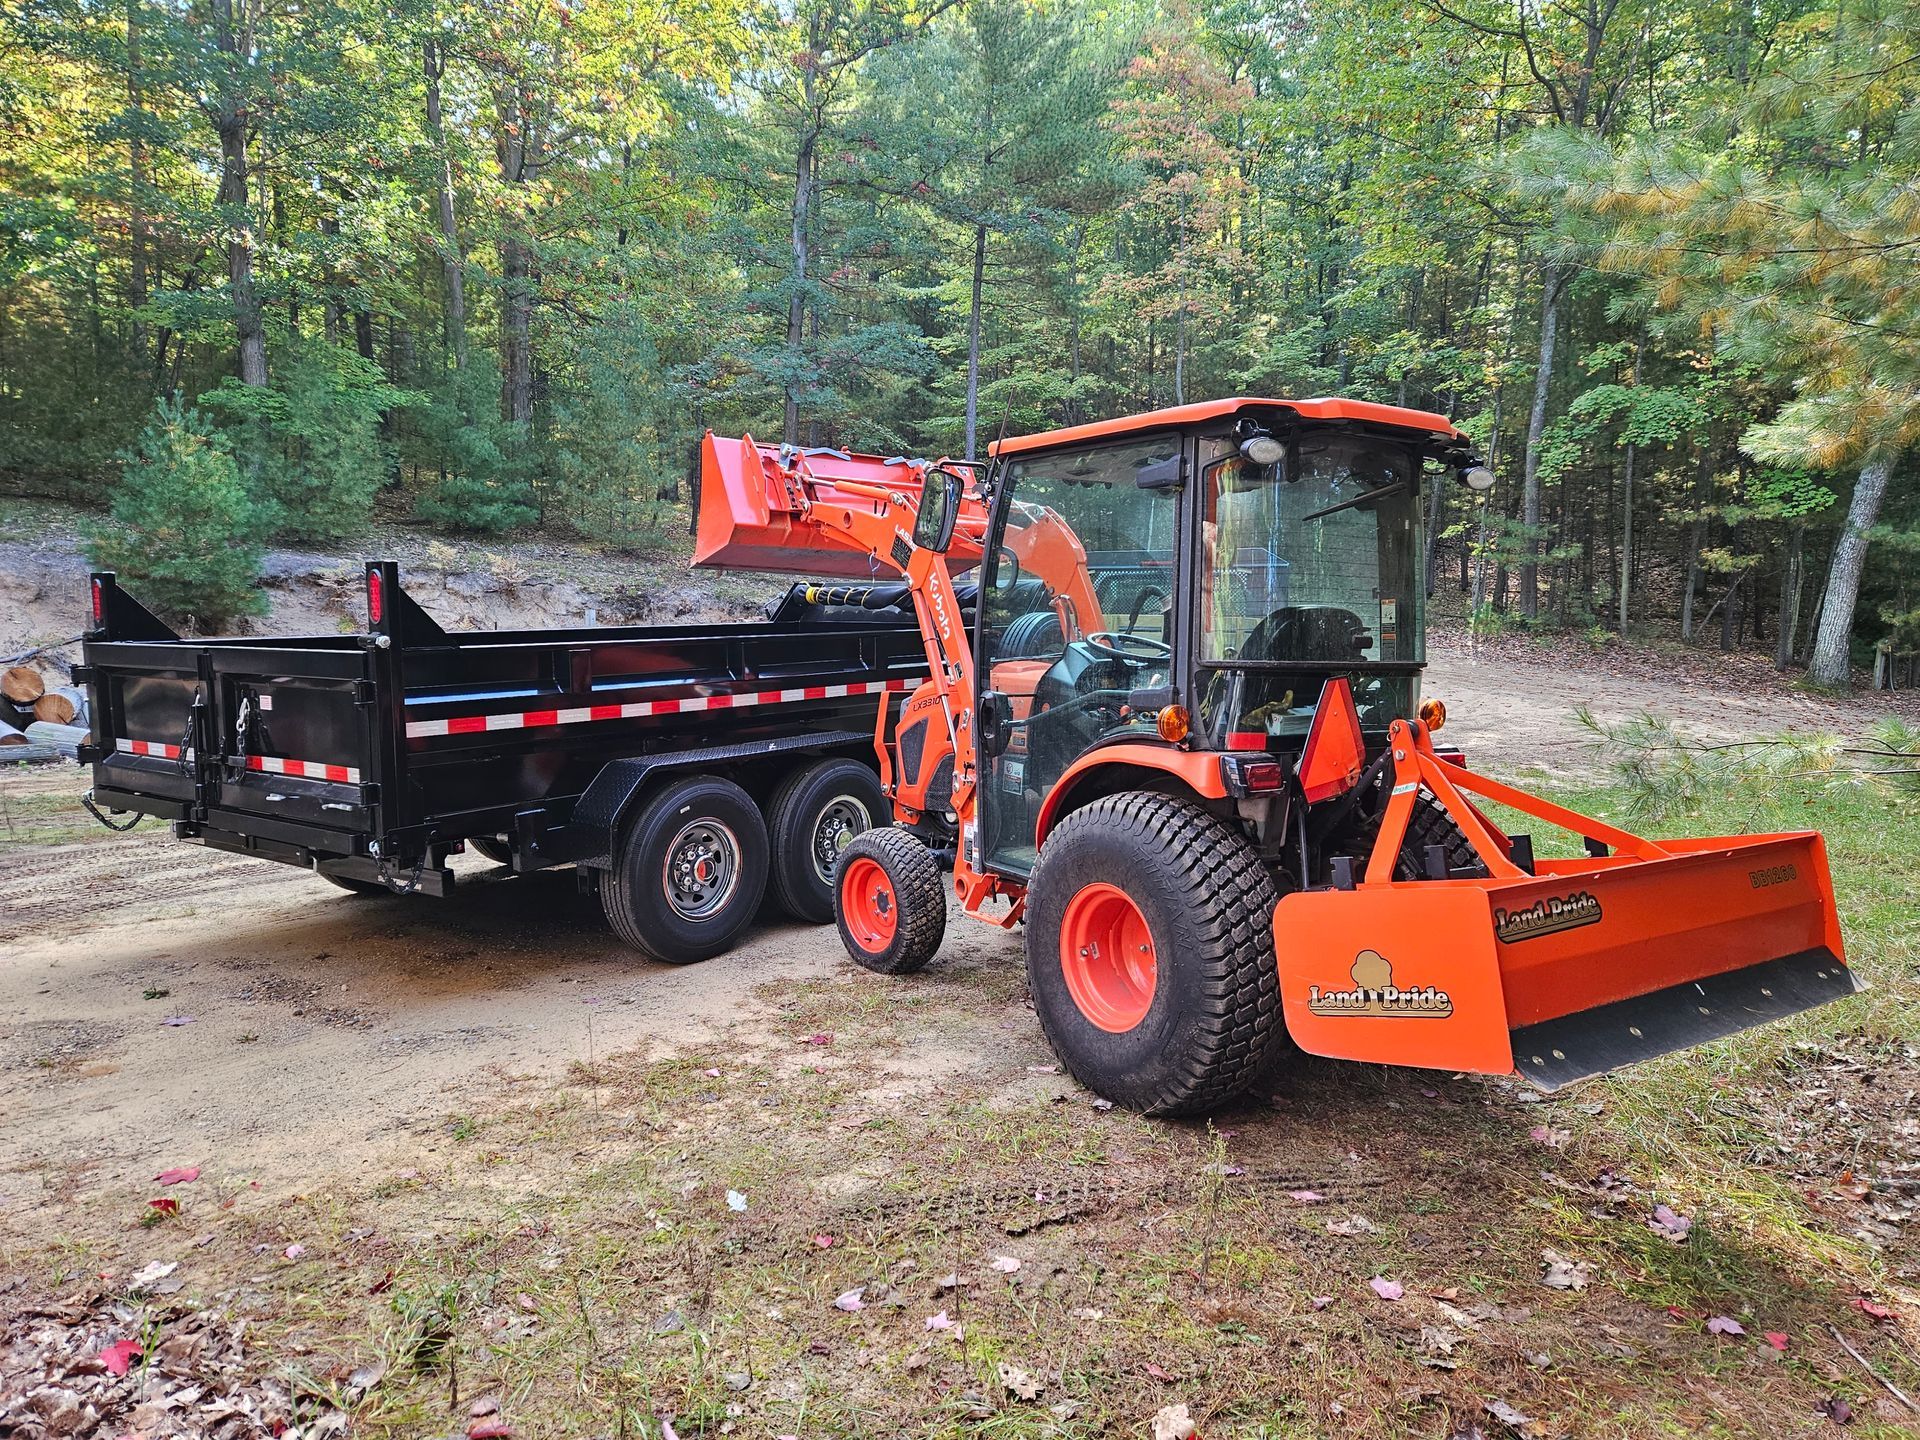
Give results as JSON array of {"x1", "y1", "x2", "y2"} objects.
[
  {"x1": 367, "y1": 569, "x2": 384, "y2": 626},
  {"x1": 91, "y1": 577, "x2": 103, "y2": 625}
]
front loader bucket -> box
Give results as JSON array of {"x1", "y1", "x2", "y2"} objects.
[{"x1": 1274, "y1": 715, "x2": 1857, "y2": 1090}]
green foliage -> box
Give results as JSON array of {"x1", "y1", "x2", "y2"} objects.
[
  {"x1": 409, "y1": 362, "x2": 537, "y2": 536},
  {"x1": 202, "y1": 342, "x2": 409, "y2": 544},
  {"x1": 86, "y1": 396, "x2": 263, "y2": 628}
]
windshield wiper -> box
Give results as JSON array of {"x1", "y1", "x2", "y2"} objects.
[{"x1": 1301, "y1": 481, "x2": 1407, "y2": 523}]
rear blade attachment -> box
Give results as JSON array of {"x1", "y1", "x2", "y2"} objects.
[{"x1": 1273, "y1": 695, "x2": 1858, "y2": 1089}]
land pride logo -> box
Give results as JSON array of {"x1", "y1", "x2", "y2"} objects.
[
  {"x1": 1495, "y1": 891, "x2": 1603, "y2": 943},
  {"x1": 1306, "y1": 950, "x2": 1454, "y2": 1018}
]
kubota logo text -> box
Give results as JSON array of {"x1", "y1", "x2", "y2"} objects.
[
  {"x1": 1307, "y1": 950, "x2": 1453, "y2": 1018},
  {"x1": 1494, "y1": 891, "x2": 1603, "y2": 943}
]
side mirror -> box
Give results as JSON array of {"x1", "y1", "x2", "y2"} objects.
[
  {"x1": 913, "y1": 465, "x2": 966, "y2": 553},
  {"x1": 1135, "y1": 453, "x2": 1186, "y2": 491},
  {"x1": 978, "y1": 690, "x2": 1014, "y2": 757}
]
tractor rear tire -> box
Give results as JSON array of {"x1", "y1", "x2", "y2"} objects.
[
  {"x1": 766, "y1": 758, "x2": 887, "y2": 923},
  {"x1": 1026, "y1": 792, "x2": 1285, "y2": 1116},
  {"x1": 602, "y1": 774, "x2": 769, "y2": 964},
  {"x1": 834, "y1": 827, "x2": 948, "y2": 975}
]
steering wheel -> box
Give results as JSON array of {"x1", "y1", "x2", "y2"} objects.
[
  {"x1": 1083, "y1": 629, "x2": 1173, "y2": 662},
  {"x1": 1126, "y1": 585, "x2": 1167, "y2": 635}
]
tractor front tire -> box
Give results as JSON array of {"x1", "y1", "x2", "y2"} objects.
[
  {"x1": 1027, "y1": 792, "x2": 1285, "y2": 1116},
  {"x1": 834, "y1": 827, "x2": 948, "y2": 975}
]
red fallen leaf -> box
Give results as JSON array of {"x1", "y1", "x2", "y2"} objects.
[
  {"x1": 153, "y1": 1166, "x2": 200, "y2": 1186},
  {"x1": 467, "y1": 1423, "x2": 514, "y2": 1439},
  {"x1": 812, "y1": 1234, "x2": 837, "y2": 1248},
  {"x1": 1851, "y1": 1298, "x2": 1894, "y2": 1321},
  {"x1": 1818, "y1": 1396, "x2": 1854, "y2": 1424},
  {"x1": 1665, "y1": 1305, "x2": 1692, "y2": 1320},
  {"x1": 806, "y1": 1033, "x2": 832, "y2": 1046},
  {"x1": 148, "y1": 1197, "x2": 179, "y2": 1216},
  {"x1": 1145, "y1": 1362, "x2": 1174, "y2": 1381},
  {"x1": 369, "y1": 1269, "x2": 396, "y2": 1295},
  {"x1": 101, "y1": 1338, "x2": 142, "y2": 1375},
  {"x1": 1764, "y1": 1332, "x2": 1789, "y2": 1351}
]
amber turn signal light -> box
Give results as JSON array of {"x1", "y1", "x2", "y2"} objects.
[
  {"x1": 1156, "y1": 704, "x2": 1191, "y2": 743},
  {"x1": 1418, "y1": 698, "x2": 1447, "y2": 732}
]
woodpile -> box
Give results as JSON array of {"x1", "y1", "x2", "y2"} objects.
[{"x1": 0, "y1": 658, "x2": 86, "y2": 763}]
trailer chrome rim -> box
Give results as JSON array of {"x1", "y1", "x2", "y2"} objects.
[
  {"x1": 1060, "y1": 882, "x2": 1157, "y2": 1032},
  {"x1": 662, "y1": 818, "x2": 741, "y2": 921},
  {"x1": 811, "y1": 795, "x2": 873, "y2": 885},
  {"x1": 840, "y1": 857, "x2": 897, "y2": 951}
]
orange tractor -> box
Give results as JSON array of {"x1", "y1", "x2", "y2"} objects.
[{"x1": 696, "y1": 397, "x2": 1856, "y2": 1114}]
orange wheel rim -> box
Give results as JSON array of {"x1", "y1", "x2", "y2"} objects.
[
  {"x1": 841, "y1": 857, "x2": 897, "y2": 951},
  {"x1": 1059, "y1": 882, "x2": 1156, "y2": 1032}
]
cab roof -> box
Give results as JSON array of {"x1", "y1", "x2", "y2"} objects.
[{"x1": 988, "y1": 396, "x2": 1461, "y2": 459}]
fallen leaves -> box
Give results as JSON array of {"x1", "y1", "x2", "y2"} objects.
[
  {"x1": 996, "y1": 1361, "x2": 1042, "y2": 1400},
  {"x1": 725, "y1": 1190, "x2": 748, "y2": 1212},
  {"x1": 99, "y1": 1339, "x2": 142, "y2": 1377},
  {"x1": 1528, "y1": 1125, "x2": 1570, "y2": 1150},
  {"x1": 1646, "y1": 1203, "x2": 1693, "y2": 1243},
  {"x1": 146, "y1": 1197, "x2": 180, "y2": 1218},
  {"x1": 1850, "y1": 1298, "x2": 1895, "y2": 1322},
  {"x1": 1817, "y1": 1396, "x2": 1854, "y2": 1425},
  {"x1": 1326, "y1": 1214, "x2": 1376, "y2": 1237},
  {"x1": 1369, "y1": 1277, "x2": 1405, "y2": 1302},
  {"x1": 989, "y1": 1255, "x2": 1021, "y2": 1274},
  {"x1": 1483, "y1": 1397, "x2": 1536, "y2": 1433},
  {"x1": 1150, "y1": 1402, "x2": 1196, "y2": 1440},
  {"x1": 127, "y1": 1260, "x2": 178, "y2": 1293},
  {"x1": 924, "y1": 1310, "x2": 956, "y2": 1332},
  {"x1": 1705, "y1": 1315, "x2": 1746, "y2": 1336},
  {"x1": 153, "y1": 1166, "x2": 200, "y2": 1186},
  {"x1": 832, "y1": 1288, "x2": 865, "y2": 1313},
  {"x1": 1538, "y1": 1250, "x2": 1590, "y2": 1291},
  {"x1": 282, "y1": 1243, "x2": 307, "y2": 1261}
]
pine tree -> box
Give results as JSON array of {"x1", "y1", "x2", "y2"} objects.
[{"x1": 87, "y1": 396, "x2": 263, "y2": 628}]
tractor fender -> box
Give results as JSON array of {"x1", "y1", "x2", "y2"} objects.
[{"x1": 1033, "y1": 742, "x2": 1227, "y2": 847}]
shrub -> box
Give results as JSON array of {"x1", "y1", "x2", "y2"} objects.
[{"x1": 87, "y1": 396, "x2": 264, "y2": 629}]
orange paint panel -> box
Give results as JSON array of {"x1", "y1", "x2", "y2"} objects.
[
  {"x1": 1275, "y1": 886, "x2": 1514, "y2": 1076},
  {"x1": 1034, "y1": 743, "x2": 1225, "y2": 844},
  {"x1": 991, "y1": 396, "x2": 1461, "y2": 457}
]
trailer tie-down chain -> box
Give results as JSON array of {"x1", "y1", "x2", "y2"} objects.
[
  {"x1": 379, "y1": 854, "x2": 427, "y2": 896},
  {"x1": 81, "y1": 790, "x2": 144, "y2": 832}
]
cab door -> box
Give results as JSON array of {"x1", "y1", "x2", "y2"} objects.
[{"x1": 974, "y1": 436, "x2": 1185, "y2": 876}]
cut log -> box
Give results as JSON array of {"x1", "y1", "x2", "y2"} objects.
[
  {"x1": 25, "y1": 720, "x2": 88, "y2": 757},
  {"x1": 32, "y1": 686, "x2": 86, "y2": 726},
  {"x1": 2, "y1": 666, "x2": 46, "y2": 703},
  {"x1": 0, "y1": 724, "x2": 26, "y2": 746}
]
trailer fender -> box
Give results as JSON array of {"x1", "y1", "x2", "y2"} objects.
[
  {"x1": 533, "y1": 730, "x2": 874, "y2": 870},
  {"x1": 1033, "y1": 743, "x2": 1228, "y2": 847}
]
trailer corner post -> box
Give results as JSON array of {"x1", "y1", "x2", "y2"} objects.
[{"x1": 361, "y1": 560, "x2": 408, "y2": 867}]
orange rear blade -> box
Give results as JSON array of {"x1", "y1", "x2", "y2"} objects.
[{"x1": 1274, "y1": 830, "x2": 1858, "y2": 1089}]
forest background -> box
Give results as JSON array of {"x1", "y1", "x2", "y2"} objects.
[{"x1": 1, "y1": 0, "x2": 1915, "y2": 686}]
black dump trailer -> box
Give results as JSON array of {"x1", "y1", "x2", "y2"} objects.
[{"x1": 76, "y1": 562, "x2": 929, "y2": 962}]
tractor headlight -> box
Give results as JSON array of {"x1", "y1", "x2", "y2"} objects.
[
  {"x1": 1461, "y1": 464, "x2": 1496, "y2": 492},
  {"x1": 1239, "y1": 433, "x2": 1286, "y2": 467}
]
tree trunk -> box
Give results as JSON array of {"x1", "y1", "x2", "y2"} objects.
[
  {"x1": 782, "y1": 77, "x2": 819, "y2": 448},
  {"x1": 1776, "y1": 524, "x2": 1804, "y2": 670},
  {"x1": 210, "y1": 0, "x2": 266, "y2": 386},
  {"x1": 964, "y1": 222, "x2": 985, "y2": 460},
  {"x1": 496, "y1": 79, "x2": 536, "y2": 424},
  {"x1": 423, "y1": 36, "x2": 468, "y2": 370},
  {"x1": 1806, "y1": 453, "x2": 1896, "y2": 688},
  {"x1": 126, "y1": 0, "x2": 149, "y2": 359},
  {"x1": 1618, "y1": 440, "x2": 1635, "y2": 632},
  {"x1": 1517, "y1": 263, "x2": 1566, "y2": 618}
]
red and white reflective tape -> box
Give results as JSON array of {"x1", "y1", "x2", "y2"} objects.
[
  {"x1": 241, "y1": 754, "x2": 361, "y2": 785},
  {"x1": 116, "y1": 738, "x2": 188, "y2": 760},
  {"x1": 404, "y1": 676, "x2": 919, "y2": 741}
]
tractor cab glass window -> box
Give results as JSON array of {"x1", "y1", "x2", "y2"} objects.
[
  {"x1": 1197, "y1": 434, "x2": 1423, "y2": 744},
  {"x1": 978, "y1": 438, "x2": 1180, "y2": 875}
]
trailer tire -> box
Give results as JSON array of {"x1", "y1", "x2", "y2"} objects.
[
  {"x1": 472, "y1": 837, "x2": 513, "y2": 866},
  {"x1": 1027, "y1": 792, "x2": 1285, "y2": 1116},
  {"x1": 834, "y1": 827, "x2": 948, "y2": 974},
  {"x1": 602, "y1": 775, "x2": 769, "y2": 964},
  {"x1": 766, "y1": 759, "x2": 887, "y2": 923}
]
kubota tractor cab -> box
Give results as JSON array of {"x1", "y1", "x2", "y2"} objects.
[{"x1": 696, "y1": 397, "x2": 1856, "y2": 1114}]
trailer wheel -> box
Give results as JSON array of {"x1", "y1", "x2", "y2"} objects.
[
  {"x1": 834, "y1": 827, "x2": 948, "y2": 974},
  {"x1": 1026, "y1": 792, "x2": 1284, "y2": 1116},
  {"x1": 602, "y1": 774, "x2": 769, "y2": 964},
  {"x1": 472, "y1": 837, "x2": 513, "y2": 866},
  {"x1": 766, "y1": 758, "x2": 887, "y2": 923}
]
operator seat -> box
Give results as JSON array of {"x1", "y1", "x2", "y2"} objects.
[{"x1": 1237, "y1": 605, "x2": 1373, "y2": 663}]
